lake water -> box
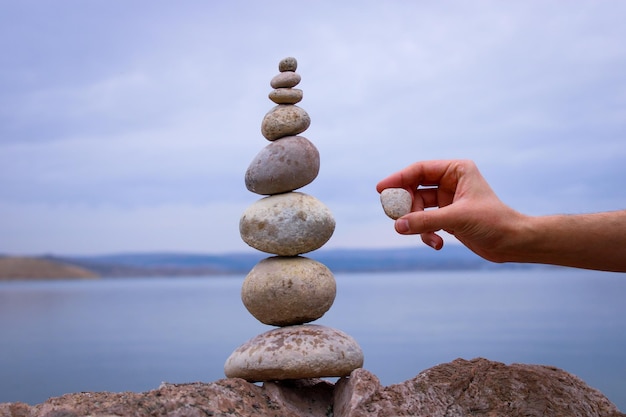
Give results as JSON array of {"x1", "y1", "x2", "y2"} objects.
[{"x1": 0, "y1": 269, "x2": 624, "y2": 411}]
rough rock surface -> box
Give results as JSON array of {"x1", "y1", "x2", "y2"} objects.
[
  {"x1": 239, "y1": 192, "x2": 335, "y2": 256},
  {"x1": 224, "y1": 324, "x2": 363, "y2": 381},
  {"x1": 241, "y1": 256, "x2": 336, "y2": 326},
  {"x1": 245, "y1": 135, "x2": 319, "y2": 195},
  {"x1": 2, "y1": 358, "x2": 623, "y2": 417}
]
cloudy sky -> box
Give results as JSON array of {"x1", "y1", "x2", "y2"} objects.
[{"x1": 1, "y1": 1, "x2": 625, "y2": 256}]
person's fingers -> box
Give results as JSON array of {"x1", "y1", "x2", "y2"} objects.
[
  {"x1": 414, "y1": 187, "x2": 440, "y2": 210},
  {"x1": 421, "y1": 231, "x2": 444, "y2": 250},
  {"x1": 395, "y1": 206, "x2": 455, "y2": 236},
  {"x1": 376, "y1": 160, "x2": 456, "y2": 192}
]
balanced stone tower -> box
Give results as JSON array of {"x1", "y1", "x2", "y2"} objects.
[{"x1": 224, "y1": 57, "x2": 364, "y2": 381}]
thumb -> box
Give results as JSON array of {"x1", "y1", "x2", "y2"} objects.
[{"x1": 395, "y1": 206, "x2": 455, "y2": 235}]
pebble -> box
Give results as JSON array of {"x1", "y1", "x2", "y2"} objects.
[
  {"x1": 269, "y1": 88, "x2": 303, "y2": 104},
  {"x1": 279, "y1": 56, "x2": 297, "y2": 72},
  {"x1": 245, "y1": 135, "x2": 319, "y2": 195},
  {"x1": 380, "y1": 188, "x2": 413, "y2": 219},
  {"x1": 270, "y1": 71, "x2": 301, "y2": 89},
  {"x1": 261, "y1": 105, "x2": 311, "y2": 141},
  {"x1": 239, "y1": 192, "x2": 335, "y2": 256},
  {"x1": 241, "y1": 256, "x2": 336, "y2": 326},
  {"x1": 224, "y1": 324, "x2": 364, "y2": 381}
]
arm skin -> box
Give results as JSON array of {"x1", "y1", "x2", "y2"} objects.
[{"x1": 376, "y1": 159, "x2": 626, "y2": 272}]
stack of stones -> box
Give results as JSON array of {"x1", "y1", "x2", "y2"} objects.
[{"x1": 224, "y1": 57, "x2": 364, "y2": 381}]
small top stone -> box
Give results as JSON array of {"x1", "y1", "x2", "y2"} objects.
[{"x1": 279, "y1": 57, "x2": 297, "y2": 72}]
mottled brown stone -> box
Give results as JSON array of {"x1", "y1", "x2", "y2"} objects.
[{"x1": 245, "y1": 135, "x2": 319, "y2": 195}]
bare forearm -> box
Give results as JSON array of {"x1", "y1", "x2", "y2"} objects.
[{"x1": 506, "y1": 210, "x2": 626, "y2": 272}]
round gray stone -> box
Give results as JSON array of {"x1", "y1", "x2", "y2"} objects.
[
  {"x1": 239, "y1": 192, "x2": 335, "y2": 256},
  {"x1": 270, "y1": 71, "x2": 301, "y2": 89},
  {"x1": 261, "y1": 105, "x2": 311, "y2": 141},
  {"x1": 380, "y1": 188, "x2": 413, "y2": 220},
  {"x1": 279, "y1": 56, "x2": 297, "y2": 72},
  {"x1": 269, "y1": 88, "x2": 303, "y2": 104},
  {"x1": 245, "y1": 136, "x2": 319, "y2": 195},
  {"x1": 241, "y1": 256, "x2": 336, "y2": 326},
  {"x1": 224, "y1": 324, "x2": 364, "y2": 381}
]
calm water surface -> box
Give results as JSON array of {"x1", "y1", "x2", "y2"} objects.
[{"x1": 0, "y1": 269, "x2": 624, "y2": 410}]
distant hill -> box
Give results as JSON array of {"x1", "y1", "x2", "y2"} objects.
[
  {"x1": 49, "y1": 245, "x2": 543, "y2": 278},
  {"x1": 0, "y1": 256, "x2": 98, "y2": 280}
]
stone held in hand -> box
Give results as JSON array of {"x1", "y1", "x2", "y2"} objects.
[
  {"x1": 224, "y1": 324, "x2": 364, "y2": 381},
  {"x1": 261, "y1": 105, "x2": 311, "y2": 141},
  {"x1": 380, "y1": 188, "x2": 413, "y2": 220},
  {"x1": 241, "y1": 256, "x2": 336, "y2": 326},
  {"x1": 245, "y1": 135, "x2": 320, "y2": 195},
  {"x1": 239, "y1": 192, "x2": 335, "y2": 256}
]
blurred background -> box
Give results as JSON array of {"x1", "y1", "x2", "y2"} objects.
[{"x1": 1, "y1": 0, "x2": 625, "y2": 256}]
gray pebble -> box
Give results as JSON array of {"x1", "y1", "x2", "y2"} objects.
[
  {"x1": 380, "y1": 188, "x2": 412, "y2": 219},
  {"x1": 241, "y1": 256, "x2": 336, "y2": 326},
  {"x1": 245, "y1": 135, "x2": 319, "y2": 195},
  {"x1": 279, "y1": 56, "x2": 297, "y2": 72}
]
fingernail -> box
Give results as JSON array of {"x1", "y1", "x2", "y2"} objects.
[{"x1": 396, "y1": 218, "x2": 409, "y2": 233}]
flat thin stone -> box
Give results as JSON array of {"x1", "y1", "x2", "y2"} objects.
[
  {"x1": 380, "y1": 188, "x2": 413, "y2": 220},
  {"x1": 269, "y1": 88, "x2": 303, "y2": 104},
  {"x1": 270, "y1": 71, "x2": 301, "y2": 89},
  {"x1": 279, "y1": 57, "x2": 297, "y2": 72},
  {"x1": 261, "y1": 105, "x2": 311, "y2": 141},
  {"x1": 224, "y1": 324, "x2": 364, "y2": 381},
  {"x1": 239, "y1": 192, "x2": 335, "y2": 256},
  {"x1": 245, "y1": 136, "x2": 319, "y2": 195},
  {"x1": 241, "y1": 256, "x2": 336, "y2": 326}
]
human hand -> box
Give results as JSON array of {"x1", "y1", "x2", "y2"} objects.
[{"x1": 376, "y1": 160, "x2": 524, "y2": 262}]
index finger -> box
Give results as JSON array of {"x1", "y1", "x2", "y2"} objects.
[{"x1": 376, "y1": 160, "x2": 457, "y2": 193}]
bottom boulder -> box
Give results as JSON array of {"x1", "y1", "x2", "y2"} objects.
[{"x1": 1, "y1": 358, "x2": 623, "y2": 417}]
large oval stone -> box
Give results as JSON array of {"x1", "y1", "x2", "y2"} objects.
[
  {"x1": 245, "y1": 136, "x2": 320, "y2": 195},
  {"x1": 261, "y1": 105, "x2": 311, "y2": 141},
  {"x1": 241, "y1": 256, "x2": 336, "y2": 326},
  {"x1": 224, "y1": 324, "x2": 364, "y2": 381},
  {"x1": 239, "y1": 192, "x2": 335, "y2": 256}
]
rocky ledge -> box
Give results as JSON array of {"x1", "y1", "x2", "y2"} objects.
[{"x1": 1, "y1": 358, "x2": 623, "y2": 417}]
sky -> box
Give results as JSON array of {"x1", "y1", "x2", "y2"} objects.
[{"x1": 1, "y1": 1, "x2": 625, "y2": 256}]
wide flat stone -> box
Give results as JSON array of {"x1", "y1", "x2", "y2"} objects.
[
  {"x1": 239, "y1": 192, "x2": 335, "y2": 256},
  {"x1": 270, "y1": 71, "x2": 301, "y2": 89},
  {"x1": 241, "y1": 256, "x2": 336, "y2": 326},
  {"x1": 224, "y1": 324, "x2": 364, "y2": 381},
  {"x1": 245, "y1": 135, "x2": 319, "y2": 195},
  {"x1": 269, "y1": 88, "x2": 303, "y2": 104},
  {"x1": 261, "y1": 105, "x2": 311, "y2": 141}
]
